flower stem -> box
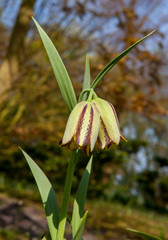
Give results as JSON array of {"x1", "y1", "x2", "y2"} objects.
[
  {"x1": 92, "y1": 91, "x2": 98, "y2": 99},
  {"x1": 78, "y1": 88, "x2": 97, "y2": 103},
  {"x1": 78, "y1": 88, "x2": 90, "y2": 102},
  {"x1": 87, "y1": 88, "x2": 94, "y2": 102},
  {"x1": 56, "y1": 150, "x2": 78, "y2": 240}
]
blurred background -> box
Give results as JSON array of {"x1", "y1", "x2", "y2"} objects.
[{"x1": 0, "y1": 0, "x2": 168, "y2": 239}]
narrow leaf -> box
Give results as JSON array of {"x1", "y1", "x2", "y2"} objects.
[
  {"x1": 41, "y1": 236, "x2": 47, "y2": 240},
  {"x1": 20, "y1": 148, "x2": 59, "y2": 240},
  {"x1": 127, "y1": 228, "x2": 162, "y2": 240},
  {"x1": 32, "y1": 17, "x2": 77, "y2": 112},
  {"x1": 72, "y1": 156, "x2": 93, "y2": 238},
  {"x1": 82, "y1": 54, "x2": 90, "y2": 100},
  {"x1": 91, "y1": 30, "x2": 155, "y2": 89},
  {"x1": 40, "y1": 232, "x2": 48, "y2": 240},
  {"x1": 73, "y1": 211, "x2": 88, "y2": 240}
]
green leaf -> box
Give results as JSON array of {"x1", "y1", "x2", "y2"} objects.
[
  {"x1": 73, "y1": 211, "x2": 88, "y2": 240},
  {"x1": 127, "y1": 228, "x2": 162, "y2": 240},
  {"x1": 82, "y1": 54, "x2": 91, "y2": 100},
  {"x1": 32, "y1": 17, "x2": 77, "y2": 112},
  {"x1": 90, "y1": 30, "x2": 155, "y2": 89},
  {"x1": 41, "y1": 236, "x2": 47, "y2": 240},
  {"x1": 72, "y1": 155, "x2": 93, "y2": 238},
  {"x1": 20, "y1": 148, "x2": 59, "y2": 240}
]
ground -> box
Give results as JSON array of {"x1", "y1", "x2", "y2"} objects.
[{"x1": 0, "y1": 193, "x2": 168, "y2": 240}]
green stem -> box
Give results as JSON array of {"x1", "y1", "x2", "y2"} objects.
[
  {"x1": 78, "y1": 88, "x2": 97, "y2": 103},
  {"x1": 87, "y1": 88, "x2": 94, "y2": 102},
  {"x1": 92, "y1": 91, "x2": 98, "y2": 99},
  {"x1": 57, "y1": 151, "x2": 78, "y2": 240},
  {"x1": 78, "y1": 89, "x2": 90, "y2": 103}
]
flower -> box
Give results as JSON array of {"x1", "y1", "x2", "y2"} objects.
[
  {"x1": 60, "y1": 101, "x2": 100, "y2": 154},
  {"x1": 60, "y1": 96, "x2": 126, "y2": 154},
  {"x1": 92, "y1": 97, "x2": 126, "y2": 149}
]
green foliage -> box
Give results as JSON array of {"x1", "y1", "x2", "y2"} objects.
[
  {"x1": 73, "y1": 211, "x2": 88, "y2": 240},
  {"x1": 136, "y1": 170, "x2": 163, "y2": 210},
  {"x1": 90, "y1": 31, "x2": 155, "y2": 89},
  {"x1": 0, "y1": 142, "x2": 69, "y2": 194},
  {"x1": 21, "y1": 149, "x2": 59, "y2": 240},
  {"x1": 154, "y1": 156, "x2": 168, "y2": 167},
  {"x1": 26, "y1": 20, "x2": 159, "y2": 240},
  {"x1": 72, "y1": 155, "x2": 92, "y2": 238},
  {"x1": 0, "y1": 228, "x2": 25, "y2": 240},
  {"x1": 57, "y1": 151, "x2": 78, "y2": 240},
  {"x1": 41, "y1": 236, "x2": 48, "y2": 240},
  {"x1": 33, "y1": 18, "x2": 77, "y2": 112},
  {"x1": 0, "y1": 14, "x2": 166, "y2": 214},
  {"x1": 1, "y1": 138, "x2": 168, "y2": 212},
  {"x1": 120, "y1": 139, "x2": 148, "y2": 153},
  {"x1": 82, "y1": 54, "x2": 91, "y2": 100},
  {"x1": 83, "y1": 54, "x2": 91, "y2": 91},
  {"x1": 127, "y1": 228, "x2": 162, "y2": 240}
]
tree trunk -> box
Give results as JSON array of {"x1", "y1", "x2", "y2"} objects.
[{"x1": 0, "y1": 0, "x2": 35, "y2": 96}]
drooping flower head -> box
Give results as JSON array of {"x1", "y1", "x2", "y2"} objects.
[
  {"x1": 60, "y1": 101, "x2": 100, "y2": 154},
  {"x1": 60, "y1": 92, "x2": 126, "y2": 154}
]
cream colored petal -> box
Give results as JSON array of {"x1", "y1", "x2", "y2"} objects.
[
  {"x1": 75, "y1": 103, "x2": 100, "y2": 152},
  {"x1": 62, "y1": 101, "x2": 88, "y2": 144},
  {"x1": 93, "y1": 98, "x2": 120, "y2": 144},
  {"x1": 90, "y1": 104, "x2": 100, "y2": 152},
  {"x1": 97, "y1": 118, "x2": 111, "y2": 149},
  {"x1": 76, "y1": 103, "x2": 92, "y2": 147}
]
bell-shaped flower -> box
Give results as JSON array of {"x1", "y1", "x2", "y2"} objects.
[
  {"x1": 92, "y1": 97, "x2": 126, "y2": 149},
  {"x1": 60, "y1": 101, "x2": 100, "y2": 154}
]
